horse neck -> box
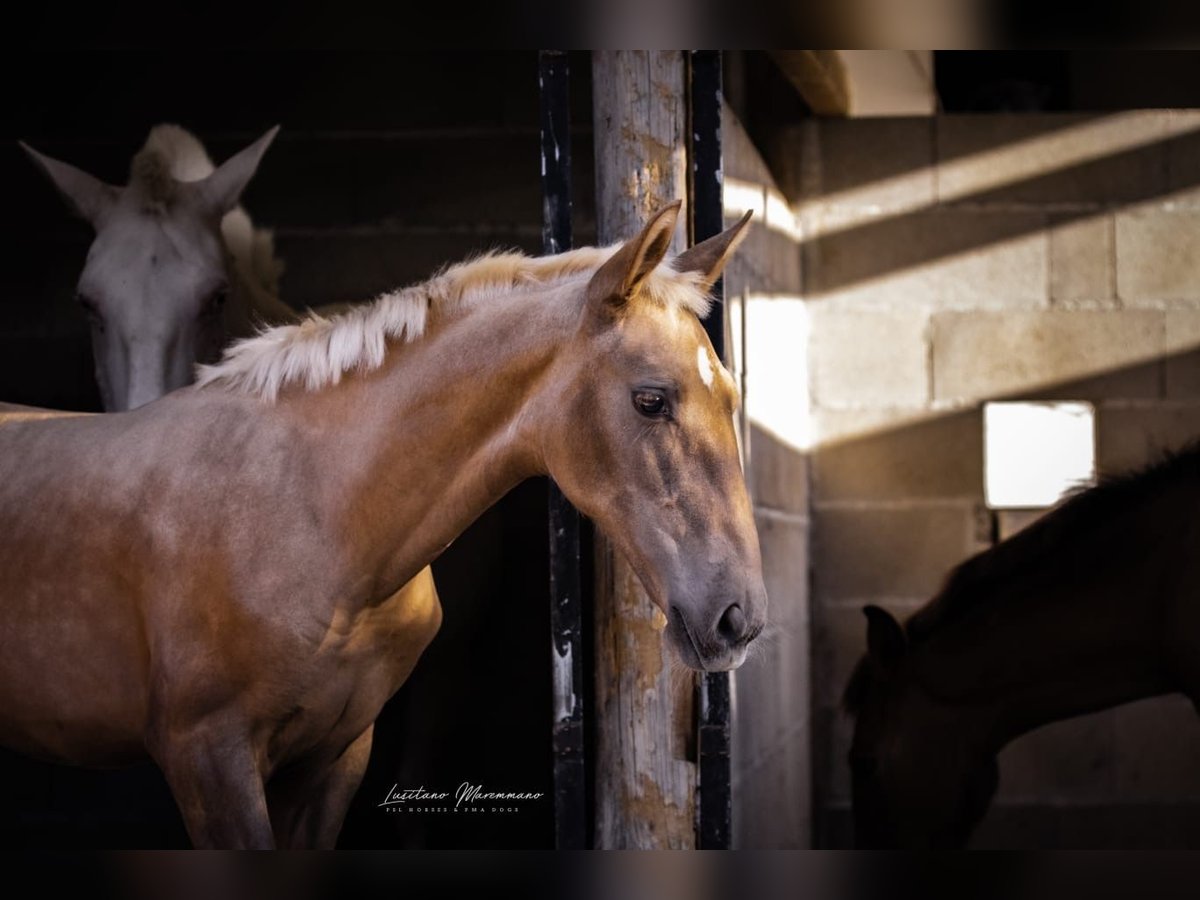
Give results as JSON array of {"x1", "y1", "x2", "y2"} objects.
[
  {"x1": 911, "y1": 503, "x2": 1184, "y2": 753},
  {"x1": 279, "y1": 282, "x2": 579, "y2": 599}
]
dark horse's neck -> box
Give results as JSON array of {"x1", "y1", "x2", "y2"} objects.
[{"x1": 906, "y1": 449, "x2": 1200, "y2": 752}]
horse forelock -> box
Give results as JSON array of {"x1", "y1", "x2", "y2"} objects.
[
  {"x1": 195, "y1": 245, "x2": 714, "y2": 402},
  {"x1": 128, "y1": 124, "x2": 219, "y2": 208}
]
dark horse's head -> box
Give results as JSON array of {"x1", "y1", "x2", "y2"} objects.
[{"x1": 843, "y1": 605, "x2": 999, "y2": 849}]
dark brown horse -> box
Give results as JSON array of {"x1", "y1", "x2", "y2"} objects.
[{"x1": 843, "y1": 445, "x2": 1200, "y2": 848}]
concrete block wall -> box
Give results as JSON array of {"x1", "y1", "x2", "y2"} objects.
[
  {"x1": 793, "y1": 112, "x2": 1200, "y2": 848},
  {"x1": 722, "y1": 104, "x2": 811, "y2": 848}
]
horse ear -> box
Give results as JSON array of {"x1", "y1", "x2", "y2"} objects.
[
  {"x1": 864, "y1": 605, "x2": 906, "y2": 673},
  {"x1": 672, "y1": 210, "x2": 754, "y2": 292},
  {"x1": 20, "y1": 142, "x2": 119, "y2": 226},
  {"x1": 586, "y1": 201, "x2": 682, "y2": 316},
  {"x1": 192, "y1": 125, "x2": 280, "y2": 216}
]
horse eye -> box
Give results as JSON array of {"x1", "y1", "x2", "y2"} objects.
[
  {"x1": 75, "y1": 293, "x2": 104, "y2": 328},
  {"x1": 632, "y1": 390, "x2": 668, "y2": 418},
  {"x1": 205, "y1": 288, "x2": 229, "y2": 313}
]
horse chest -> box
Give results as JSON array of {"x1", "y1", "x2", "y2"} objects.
[{"x1": 266, "y1": 572, "x2": 442, "y2": 767}]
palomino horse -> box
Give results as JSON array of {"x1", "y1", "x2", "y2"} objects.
[
  {"x1": 0, "y1": 203, "x2": 766, "y2": 848},
  {"x1": 843, "y1": 445, "x2": 1200, "y2": 848},
  {"x1": 22, "y1": 124, "x2": 294, "y2": 411}
]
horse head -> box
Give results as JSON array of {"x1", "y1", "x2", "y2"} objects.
[
  {"x1": 541, "y1": 203, "x2": 768, "y2": 671},
  {"x1": 21, "y1": 126, "x2": 279, "y2": 411},
  {"x1": 845, "y1": 605, "x2": 999, "y2": 848}
]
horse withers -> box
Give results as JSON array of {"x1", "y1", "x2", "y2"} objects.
[
  {"x1": 843, "y1": 447, "x2": 1200, "y2": 848},
  {"x1": 0, "y1": 203, "x2": 766, "y2": 847}
]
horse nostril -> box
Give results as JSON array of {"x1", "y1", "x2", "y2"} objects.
[{"x1": 717, "y1": 603, "x2": 747, "y2": 643}]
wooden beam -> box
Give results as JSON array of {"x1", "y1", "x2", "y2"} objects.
[
  {"x1": 591, "y1": 50, "x2": 696, "y2": 849},
  {"x1": 768, "y1": 50, "x2": 851, "y2": 116}
]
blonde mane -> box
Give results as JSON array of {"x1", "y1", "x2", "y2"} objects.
[{"x1": 195, "y1": 245, "x2": 712, "y2": 401}]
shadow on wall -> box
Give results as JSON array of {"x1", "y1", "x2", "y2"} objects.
[
  {"x1": 790, "y1": 115, "x2": 1200, "y2": 302},
  {"x1": 812, "y1": 346, "x2": 1200, "y2": 849}
]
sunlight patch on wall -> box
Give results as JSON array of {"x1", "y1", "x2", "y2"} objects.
[
  {"x1": 724, "y1": 177, "x2": 802, "y2": 241},
  {"x1": 984, "y1": 401, "x2": 1096, "y2": 509},
  {"x1": 742, "y1": 294, "x2": 812, "y2": 452}
]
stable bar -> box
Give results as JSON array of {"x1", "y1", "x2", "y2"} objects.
[
  {"x1": 538, "y1": 50, "x2": 587, "y2": 850},
  {"x1": 689, "y1": 49, "x2": 734, "y2": 851}
]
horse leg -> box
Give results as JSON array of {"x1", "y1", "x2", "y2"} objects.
[
  {"x1": 150, "y1": 723, "x2": 274, "y2": 849},
  {"x1": 267, "y1": 725, "x2": 375, "y2": 849}
]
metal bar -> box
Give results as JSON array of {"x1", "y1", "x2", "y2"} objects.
[
  {"x1": 688, "y1": 48, "x2": 733, "y2": 851},
  {"x1": 539, "y1": 49, "x2": 587, "y2": 850}
]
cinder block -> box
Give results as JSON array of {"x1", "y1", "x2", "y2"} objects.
[
  {"x1": 1049, "y1": 214, "x2": 1116, "y2": 305},
  {"x1": 1165, "y1": 311, "x2": 1200, "y2": 397},
  {"x1": 731, "y1": 224, "x2": 802, "y2": 294},
  {"x1": 931, "y1": 311, "x2": 1164, "y2": 403},
  {"x1": 1162, "y1": 110, "x2": 1200, "y2": 206},
  {"x1": 803, "y1": 209, "x2": 1048, "y2": 310},
  {"x1": 733, "y1": 740, "x2": 810, "y2": 848},
  {"x1": 792, "y1": 118, "x2": 935, "y2": 216},
  {"x1": 1114, "y1": 695, "x2": 1200, "y2": 800},
  {"x1": 996, "y1": 508, "x2": 1045, "y2": 540},
  {"x1": 1117, "y1": 210, "x2": 1200, "y2": 305},
  {"x1": 995, "y1": 710, "x2": 1116, "y2": 803},
  {"x1": 1096, "y1": 403, "x2": 1200, "y2": 475},
  {"x1": 937, "y1": 113, "x2": 1168, "y2": 205},
  {"x1": 723, "y1": 101, "x2": 779, "y2": 190},
  {"x1": 744, "y1": 294, "x2": 810, "y2": 452},
  {"x1": 733, "y1": 623, "x2": 796, "y2": 770},
  {"x1": 812, "y1": 407, "x2": 983, "y2": 502},
  {"x1": 812, "y1": 506, "x2": 982, "y2": 601},
  {"x1": 810, "y1": 309, "x2": 929, "y2": 408},
  {"x1": 749, "y1": 423, "x2": 809, "y2": 514},
  {"x1": 754, "y1": 510, "x2": 809, "y2": 630},
  {"x1": 821, "y1": 701, "x2": 856, "y2": 807}
]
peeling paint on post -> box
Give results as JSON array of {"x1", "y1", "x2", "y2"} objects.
[{"x1": 591, "y1": 50, "x2": 696, "y2": 849}]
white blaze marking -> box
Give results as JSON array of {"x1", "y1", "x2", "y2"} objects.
[{"x1": 697, "y1": 345, "x2": 715, "y2": 390}]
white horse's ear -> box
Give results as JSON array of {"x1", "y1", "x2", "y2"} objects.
[
  {"x1": 586, "y1": 201, "x2": 682, "y2": 315},
  {"x1": 20, "y1": 142, "x2": 119, "y2": 226},
  {"x1": 192, "y1": 125, "x2": 280, "y2": 216},
  {"x1": 672, "y1": 210, "x2": 754, "y2": 292}
]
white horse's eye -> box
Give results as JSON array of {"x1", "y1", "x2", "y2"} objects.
[
  {"x1": 204, "y1": 289, "x2": 229, "y2": 313},
  {"x1": 76, "y1": 293, "x2": 104, "y2": 329}
]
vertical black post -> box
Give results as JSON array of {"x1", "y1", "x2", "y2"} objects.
[
  {"x1": 689, "y1": 49, "x2": 733, "y2": 850},
  {"x1": 539, "y1": 49, "x2": 587, "y2": 850}
]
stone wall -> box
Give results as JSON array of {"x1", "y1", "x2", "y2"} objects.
[{"x1": 792, "y1": 112, "x2": 1200, "y2": 848}]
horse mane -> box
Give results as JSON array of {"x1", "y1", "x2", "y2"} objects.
[
  {"x1": 841, "y1": 441, "x2": 1200, "y2": 715},
  {"x1": 907, "y1": 440, "x2": 1200, "y2": 643},
  {"x1": 132, "y1": 124, "x2": 288, "y2": 320},
  {"x1": 195, "y1": 246, "x2": 713, "y2": 401},
  {"x1": 130, "y1": 124, "x2": 213, "y2": 206}
]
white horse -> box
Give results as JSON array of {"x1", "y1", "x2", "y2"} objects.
[{"x1": 21, "y1": 125, "x2": 294, "y2": 411}]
